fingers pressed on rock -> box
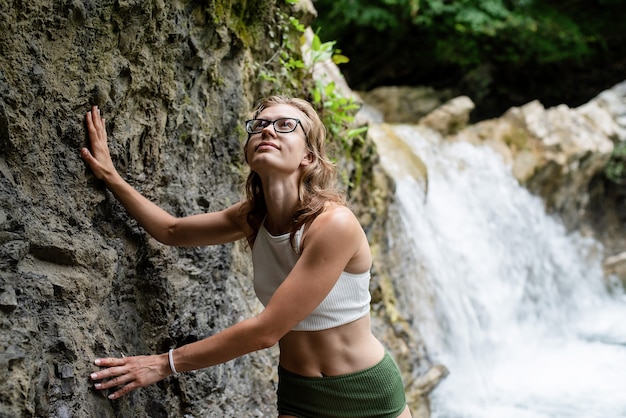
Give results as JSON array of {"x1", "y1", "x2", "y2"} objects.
[
  {"x1": 107, "y1": 380, "x2": 137, "y2": 399},
  {"x1": 96, "y1": 371, "x2": 132, "y2": 390},
  {"x1": 91, "y1": 363, "x2": 125, "y2": 382}
]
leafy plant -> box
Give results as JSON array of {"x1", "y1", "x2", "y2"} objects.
[
  {"x1": 304, "y1": 32, "x2": 365, "y2": 151},
  {"x1": 605, "y1": 141, "x2": 626, "y2": 185}
]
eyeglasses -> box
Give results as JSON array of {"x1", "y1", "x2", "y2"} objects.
[{"x1": 245, "y1": 118, "x2": 306, "y2": 137}]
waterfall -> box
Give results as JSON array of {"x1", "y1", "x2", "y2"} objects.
[{"x1": 369, "y1": 123, "x2": 626, "y2": 418}]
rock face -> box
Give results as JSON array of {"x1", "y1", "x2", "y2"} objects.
[{"x1": 360, "y1": 86, "x2": 456, "y2": 124}]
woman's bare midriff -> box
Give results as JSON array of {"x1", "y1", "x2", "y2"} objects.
[{"x1": 277, "y1": 314, "x2": 385, "y2": 377}]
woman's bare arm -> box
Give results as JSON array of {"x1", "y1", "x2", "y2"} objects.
[{"x1": 81, "y1": 106, "x2": 246, "y2": 246}]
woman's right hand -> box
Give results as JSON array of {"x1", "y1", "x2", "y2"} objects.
[
  {"x1": 90, "y1": 352, "x2": 172, "y2": 400},
  {"x1": 81, "y1": 106, "x2": 118, "y2": 182}
]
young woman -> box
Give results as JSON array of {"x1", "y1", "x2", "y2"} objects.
[{"x1": 82, "y1": 96, "x2": 412, "y2": 418}]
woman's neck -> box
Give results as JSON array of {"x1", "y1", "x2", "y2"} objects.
[{"x1": 261, "y1": 180, "x2": 300, "y2": 235}]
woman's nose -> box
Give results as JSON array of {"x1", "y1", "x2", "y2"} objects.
[{"x1": 261, "y1": 123, "x2": 277, "y2": 135}]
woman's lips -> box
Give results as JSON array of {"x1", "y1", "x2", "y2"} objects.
[{"x1": 256, "y1": 141, "x2": 278, "y2": 150}]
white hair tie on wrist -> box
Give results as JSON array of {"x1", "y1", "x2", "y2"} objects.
[{"x1": 168, "y1": 348, "x2": 178, "y2": 374}]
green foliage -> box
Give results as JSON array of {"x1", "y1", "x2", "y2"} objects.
[
  {"x1": 605, "y1": 142, "x2": 626, "y2": 185},
  {"x1": 305, "y1": 32, "x2": 364, "y2": 152},
  {"x1": 314, "y1": 0, "x2": 419, "y2": 30},
  {"x1": 304, "y1": 31, "x2": 369, "y2": 191},
  {"x1": 444, "y1": 1, "x2": 577, "y2": 63},
  {"x1": 313, "y1": 0, "x2": 601, "y2": 73}
]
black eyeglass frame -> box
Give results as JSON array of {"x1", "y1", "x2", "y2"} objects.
[{"x1": 245, "y1": 118, "x2": 308, "y2": 140}]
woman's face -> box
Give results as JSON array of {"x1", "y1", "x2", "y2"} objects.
[{"x1": 244, "y1": 104, "x2": 311, "y2": 175}]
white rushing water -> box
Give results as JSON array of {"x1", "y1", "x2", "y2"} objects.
[{"x1": 370, "y1": 124, "x2": 626, "y2": 418}]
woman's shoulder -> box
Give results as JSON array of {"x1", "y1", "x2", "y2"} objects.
[
  {"x1": 308, "y1": 204, "x2": 361, "y2": 236},
  {"x1": 298, "y1": 204, "x2": 367, "y2": 259}
]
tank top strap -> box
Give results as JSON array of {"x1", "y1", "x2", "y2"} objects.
[{"x1": 294, "y1": 223, "x2": 306, "y2": 254}]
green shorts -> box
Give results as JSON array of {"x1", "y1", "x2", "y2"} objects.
[{"x1": 277, "y1": 351, "x2": 407, "y2": 418}]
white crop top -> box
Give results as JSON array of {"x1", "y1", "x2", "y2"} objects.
[{"x1": 252, "y1": 223, "x2": 371, "y2": 331}]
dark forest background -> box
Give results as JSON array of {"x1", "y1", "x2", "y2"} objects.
[{"x1": 311, "y1": 0, "x2": 626, "y2": 122}]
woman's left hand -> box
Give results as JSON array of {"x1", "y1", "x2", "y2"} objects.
[{"x1": 90, "y1": 353, "x2": 171, "y2": 399}]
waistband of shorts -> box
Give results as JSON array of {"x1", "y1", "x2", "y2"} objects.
[{"x1": 278, "y1": 350, "x2": 394, "y2": 381}]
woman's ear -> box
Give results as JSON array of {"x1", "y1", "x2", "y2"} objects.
[{"x1": 300, "y1": 149, "x2": 314, "y2": 166}]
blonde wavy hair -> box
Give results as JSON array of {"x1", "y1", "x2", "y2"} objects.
[{"x1": 241, "y1": 96, "x2": 346, "y2": 248}]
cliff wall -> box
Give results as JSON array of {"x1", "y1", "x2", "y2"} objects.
[{"x1": 0, "y1": 1, "x2": 300, "y2": 416}]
